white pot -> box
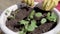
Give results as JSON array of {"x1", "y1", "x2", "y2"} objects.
[{"x1": 0, "y1": 2, "x2": 60, "y2": 34}]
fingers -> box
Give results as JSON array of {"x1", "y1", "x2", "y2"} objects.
[
  {"x1": 43, "y1": 0, "x2": 48, "y2": 8},
  {"x1": 31, "y1": 0, "x2": 34, "y2": 6},
  {"x1": 45, "y1": 1, "x2": 55, "y2": 10},
  {"x1": 24, "y1": 0, "x2": 27, "y2": 3},
  {"x1": 43, "y1": 0, "x2": 59, "y2": 11},
  {"x1": 28, "y1": 0, "x2": 31, "y2": 5},
  {"x1": 22, "y1": 0, "x2": 34, "y2": 6}
]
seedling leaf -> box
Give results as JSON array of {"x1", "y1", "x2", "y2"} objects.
[
  {"x1": 47, "y1": 12, "x2": 57, "y2": 22},
  {"x1": 19, "y1": 20, "x2": 29, "y2": 25},
  {"x1": 35, "y1": 12, "x2": 42, "y2": 17},
  {"x1": 29, "y1": 10, "x2": 35, "y2": 19},
  {"x1": 41, "y1": 18, "x2": 47, "y2": 24},
  {"x1": 27, "y1": 20, "x2": 37, "y2": 31}
]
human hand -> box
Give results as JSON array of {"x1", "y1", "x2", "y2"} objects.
[
  {"x1": 22, "y1": 0, "x2": 43, "y2": 6},
  {"x1": 22, "y1": 0, "x2": 59, "y2": 11},
  {"x1": 22, "y1": 0, "x2": 34, "y2": 6},
  {"x1": 42, "y1": 0, "x2": 59, "y2": 11},
  {"x1": 35, "y1": 0, "x2": 59, "y2": 11}
]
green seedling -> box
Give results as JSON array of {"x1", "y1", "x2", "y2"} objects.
[
  {"x1": 35, "y1": 12, "x2": 42, "y2": 18},
  {"x1": 29, "y1": 10, "x2": 35, "y2": 19},
  {"x1": 47, "y1": 12, "x2": 57, "y2": 22},
  {"x1": 19, "y1": 20, "x2": 37, "y2": 34},
  {"x1": 41, "y1": 18, "x2": 47, "y2": 24},
  {"x1": 27, "y1": 20, "x2": 37, "y2": 31},
  {"x1": 19, "y1": 20, "x2": 29, "y2": 25}
]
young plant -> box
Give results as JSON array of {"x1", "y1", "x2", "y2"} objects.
[
  {"x1": 19, "y1": 20, "x2": 29, "y2": 25},
  {"x1": 29, "y1": 10, "x2": 35, "y2": 19},
  {"x1": 8, "y1": 10, "x2": 19, "y2": 19},
  {"x1": 19, "y1": 20, "x2": 29, "y2": 34},
  {"x1": 41, "y1": 18, "x2": 47, "y2": 24},
  {"x1": 27, "y1": 20, "x2": 37, "y2": 31},
  {"x1": 47, "y1": 12, "x2": 57, "y2": 22},
  {"x1": 19, "y1": 20, "x2": 37, "y2": 32},
  {"x1": 35, "y1": 12, "x2": 42, "y2": 18}
]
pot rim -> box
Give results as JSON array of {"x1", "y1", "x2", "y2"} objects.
[{"x1": 0, "y1": 2, "x2": 60, "y2": 34}]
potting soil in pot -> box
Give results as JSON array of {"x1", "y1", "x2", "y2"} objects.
[{"x1": 6, "y1": 4, "x2": 57, "y2": 34}]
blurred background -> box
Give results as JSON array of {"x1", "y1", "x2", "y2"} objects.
[{"x1": 0, "y1": 0, "x2": 22, "y2": 14}]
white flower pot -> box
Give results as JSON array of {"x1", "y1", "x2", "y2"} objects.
[{"x1": 0, "y1": 2, "x2": 60, "y2": 34}]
